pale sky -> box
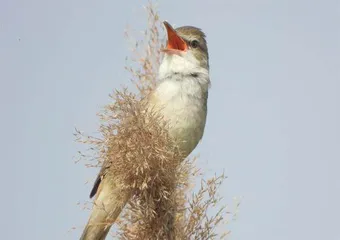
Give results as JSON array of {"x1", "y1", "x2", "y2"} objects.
[{"x1": 1, "y1": 0, "x2": 339, "y2": 239}]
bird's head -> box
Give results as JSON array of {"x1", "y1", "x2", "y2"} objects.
[{"x1": 159, "y1": 21, "x2": 209, "y2": 79}]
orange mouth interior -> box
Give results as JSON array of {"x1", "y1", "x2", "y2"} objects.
[{"x1": 163, "y1": 21, "x2": 187, "y2": 52}]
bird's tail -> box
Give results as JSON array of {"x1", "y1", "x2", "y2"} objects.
[{"x1": 80, "y1": 182, "x2": 130, "y2": 240}]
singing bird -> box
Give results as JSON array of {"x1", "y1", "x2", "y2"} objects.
[{"x1": 80, "y1": 21, "x2": 211, "y2": 240}]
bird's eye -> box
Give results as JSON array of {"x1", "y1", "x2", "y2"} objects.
[{"x1": 190, "y1": 40, "x2": 199, "y2": 48}]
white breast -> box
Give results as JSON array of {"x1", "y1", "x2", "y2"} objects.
[{"x1": 150, "y1": 74, "x2": 209, "y2": 156}]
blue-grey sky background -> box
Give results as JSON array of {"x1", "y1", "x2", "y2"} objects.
[{"x1": 1, "y1": 0, "x2": 339, "y2": 239}]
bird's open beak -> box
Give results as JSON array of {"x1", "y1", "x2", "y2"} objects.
[{"x1": 162, "y1": 21, "x2": 187, "y2": 54}]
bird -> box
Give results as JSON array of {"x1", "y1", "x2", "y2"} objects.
[{"x1": 80, "y1": 21, "x2": 211, "y2": 240}]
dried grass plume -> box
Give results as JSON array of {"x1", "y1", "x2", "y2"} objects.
[{"x1": 76, "y1": 2, "x2": 230, "y2": 239}]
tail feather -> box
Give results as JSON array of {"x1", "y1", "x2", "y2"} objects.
[
  {"x1": 80, "y1": 181, "x2": 130, "y2": 240},
  {"x1": 80, "y1": 223, "x2": 110, "y2": 240}
]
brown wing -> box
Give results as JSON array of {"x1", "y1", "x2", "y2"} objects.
[
  {"x1": 89, "y1": 174, "x2": 102, "y2": 198},
  {"x1": 89, "y1": 162, "x2": 111, "y2": 198},
  {"x1": 89, "y1": 93, "x2": 152, "y2": 199}
]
